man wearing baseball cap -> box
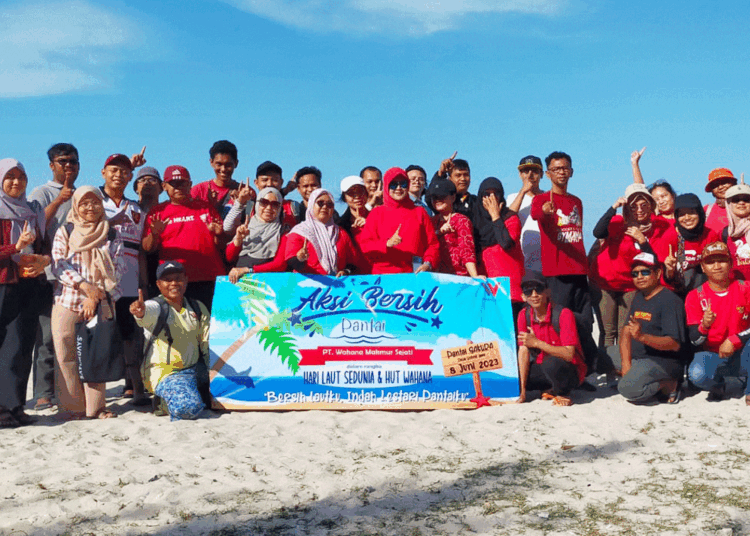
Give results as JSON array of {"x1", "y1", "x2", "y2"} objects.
[
  {"x1": 686, "y1": 242, "x2": 750, "y2": 405},
  {"x1": 507, "y1": 155, "x2": 545, "y2": 272},
  {"x1": 616, "y1": 253, "x2": 686, "y2": 404},
  {"x1": 704, "y1": 168, "x2": 738, "y2": 235},
  {"x1": 142, "y1": 165, "x2": 226, "y2": 312}
]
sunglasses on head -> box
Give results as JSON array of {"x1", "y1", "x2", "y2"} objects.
[
  {"x1": 521, "y1": 283, "x2": 546, "y2": 296},
  {"x1": 630, "y1": 268, "x2": 652, "y2": 278},
  {"x1": 316, "y1": 200, "x2": 335, "y2": 209},
  {"x1": 389, "y1": 180, "x2": 409, "y2": 190},
  {"x1": 258, "y1": 198, "x2": 281, "y2": 210}
]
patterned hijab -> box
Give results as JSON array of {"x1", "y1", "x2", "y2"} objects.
[{"x1": 289, "y1": 188, "x2": 340, "y2": 274}]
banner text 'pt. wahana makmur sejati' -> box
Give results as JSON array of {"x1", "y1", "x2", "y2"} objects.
[{"x1": 208, "y1": 273, "x2": 519, "y2": 410}]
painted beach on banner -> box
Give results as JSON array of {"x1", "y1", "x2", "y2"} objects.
[{"x1": 208, "y1": 273, "x2": 519, "y2": 409}]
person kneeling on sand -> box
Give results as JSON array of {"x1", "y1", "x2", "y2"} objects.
[
  {"x1": 616, "y1": 253, "x2": 686, "y2": 404},
  {"x1": 130, "y1": 261, "x2": 210, "y2": 421},
  {"x1": 516, "y1": 270, "x2": 587, "y2": 406},
  {"x1": 686, "y1": 242, "x2": 750, "y2": 405}
]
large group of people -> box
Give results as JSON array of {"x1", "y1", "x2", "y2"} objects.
[{"x1": 1, "y1": 140, "x2": 749, "y2": 427}]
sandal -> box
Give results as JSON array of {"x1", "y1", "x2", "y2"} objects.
[
  {"x1": 85, "y1": 408, "x2": 118, "y2": 420},
  {"x1": 34, "y1": 397, "x2": 54, "y2": 411},
  {"x1": 121, "y1": 389, "x2": 134, "y2": 399},
  {"x1": 552, "y1": 396, "x2": 573, "y2": 407},
  {"x1": 667, "y1": 385, "x2": 681, "y2": 405}
]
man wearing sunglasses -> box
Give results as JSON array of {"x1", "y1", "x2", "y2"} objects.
[
  {"x1": 686, "y1": 242, "x2": 750, "y2": 405},
  {"x1": 516, "y1": 271, "x2": 586, "y2": 407},
  {"x1": 616, "y1": 253, "x2": 686, "y2": 404}
]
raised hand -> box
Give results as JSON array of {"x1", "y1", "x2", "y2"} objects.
[
  {"x1": 206, "y1": 219, "x2": 223, "y2": 236},
  {"x1": 130, "y1": 146, "x2": 147, "y2": 168},
  {"x1": 207, "y1": 187, "x2": 220, "y2": 208},
  {"x1": 233, "y1": 214, "x2": 251, "y2": 245},
  {"x1": 438, "y1": 151, "x2": 458, "y2": 176},
  {"x1": 542, "y1": 191, "x2": 555, "y2": 215},
  {"x1": 631, "y1": 147, "x2": 646, "y2": 167},
  {"x1": 237, "y1": 177, "x2": 254, "y2": 205},
  {"x1": 386, "y1": 224, "x2": 402, "y2": 248},
  {"x1": 15, "y1": 221, "x2": 35, "y2": 251},
  {"x1": 150, "y1": 215, "x2": 168, "y2": 236},
  {"x1": 702, "y1": 301, "x2": 716, "y2": 330},
  {"x1": 439, "y1": 221, "x2": 454, "y2": 235},
  {"x1": 282, "y1": 170, "x2": 298, "y2": 196},
  {"x1": 664, "y1": 244, "x2": 677, "y2": 275},
  {"x1": 482, "y1": 194, "x2": 502, "y2": 220},
  {"x1": 612, "y1": 196, "x2": 627, "y2": 210},
  {"x1": 624, "y1": 226, "x2": 646, "y2": 245},
  {"x1": 296, "y1": 238, "x2": 309, "y2": 262},
  {"x1": 129, "y1": 289, "x2": 146, "y2": 319}
]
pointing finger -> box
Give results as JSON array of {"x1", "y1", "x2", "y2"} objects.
[
  {"x1": 396, "y1": 224, "x2": 402, "y2": 234},
  {"x1": 246, "y1": 176, "x2": 251, "y2": 189},
  {"x1": 22, "y1": 220, "x2": 29, "y2": 232},
  {"x1": 639, "y1": 146, "x2": 646, "y2": 156},
  {"x1": 669, "y1": 244, "x2": 673, "y2": 257},
  {"x1": 450, "y1": 151, "x2": 457, "y2": 160},
  {"x1": 138, "y1": 288, "x2": 144, "y2": 304},
  {"x1": 140, "y1": 145, "x2": 147, "y2": 157},
  {"x1": 244, "y1": 214, "x2": 250, "y2": 225}
]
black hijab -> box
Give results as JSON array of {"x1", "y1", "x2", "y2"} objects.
[
  {"x1": 475, "y1": 177, "x2": 513, "y2": 248},
  {"x1": 673, "y1": 193, "x2": 706, "y2": 242}
]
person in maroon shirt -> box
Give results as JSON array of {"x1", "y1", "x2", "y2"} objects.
[
  {"x1": 704, "y1": 168, "x2": 737, "y2": 235},
  {"x1": 531, "y1": 151, "x2": 599, "y2": 376},
  {"x1": 191, "y1": 140, "x2": 250, "y2": 221}
]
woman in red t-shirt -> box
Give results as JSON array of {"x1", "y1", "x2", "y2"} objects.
[{"x1": 590, "y1": 184, "x2": 672, "y2": 346}]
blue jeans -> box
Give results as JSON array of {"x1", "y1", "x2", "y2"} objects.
[{"x1": 688, "y1": 343, "x2": 750, "y2": 395}]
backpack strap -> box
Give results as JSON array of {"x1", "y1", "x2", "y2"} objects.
[
  {"x1": 185, "y1": 297, "x2": 208, "y2": 363},
  {"x1": 142, "y1": 296, "x2": 173, "y2": 364}
]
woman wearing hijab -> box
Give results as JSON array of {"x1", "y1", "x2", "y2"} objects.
[
  {"x1": 51, "y1": 186, "x2": 124, "y2": 420},
  {"x1": 0, "y1": 159, "x2": 49, "y2": 428},
  {"x1": 473, "y1": 177, "x2": 524, "y2": 315},
  {"x1": 428, "y1": 179, "x2": 479, "y2": 277},
  {"x1": 720, "y1": 183, "x2": 750, "y2": 281},
  {"x1": 226, "y1": 187, "x2": 289, "y2": 282},
  {"x1": 336, "y1": 176, "x2": 372, "y2": 274},
  {"x1": 359, "y1": 167, "x2": 440, "y2": 274},
  {"x1": 662, "y1": 194, "x2": 719, "y2": 298},
  {"x1": 284, "y1": 188, "x2": 359, "y2": 276},
  {"x1": 590, "y1": 184, "x2": 673, "y2": 347}
]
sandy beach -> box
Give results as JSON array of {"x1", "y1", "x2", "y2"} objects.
[{"x1": 2, "y1": 377, "x2": 749, "y2": 536}]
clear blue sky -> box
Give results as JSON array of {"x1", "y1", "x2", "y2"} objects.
[{"x1": 3, "y1": 0, "x2": 750, "y2": 240}]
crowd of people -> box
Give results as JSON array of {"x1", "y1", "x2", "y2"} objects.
[{"x1": 1, "y1": 141, "x2": 749, "y2": 426}]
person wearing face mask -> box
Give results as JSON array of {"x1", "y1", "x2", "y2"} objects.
[
  {"x1": 662, "y1": 194, "x2": 719, "y2": 299},
  {"x1": 704, "y1": 168, "x2": 738, "y2": 235},
  {"x1": 0, "y1": 159, "x2": 49, "y2": 427},
  {"x1": 359, "y1": 167, "x2": 440, "y2": 274},
  {"x1": 284, "y1": 188, "x2": 359, "y2": 276},
  {"x1": 721, "y1": 182, "x2": 750, "y2": 281},
  {"x1": 51, "y1": 186, "x2": 125, "y2": 420},
  {"x1": 590, "y1": 184, "x2": 672, "y2": 348}
]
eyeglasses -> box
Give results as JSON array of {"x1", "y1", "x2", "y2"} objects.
[
  {"x1": 54, "y1": 157, "x2": 79, "y2": 166},
  {"x1": 138, "y1": 177, "x2": 161, "y2": 185},
  {"x1": 630, "y1": 269, "x2": 653, "y2": 278},
  {"x1": 258, "y1": 198, "x2": 281, "y2": 210},
  {"x1": 548, "y1": 166, "x2": 572, "y2": 174},
  {"x1": 521, "y1": 284, "x2": 546, "y2": 296},
  {"x1": 316, "y1": 200, "x2": 335, "y2": 209},
  {"x1": 389, "y1": 180, "x2": 409, "y2": 190}
]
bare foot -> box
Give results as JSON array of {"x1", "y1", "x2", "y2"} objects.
[
  {"x1": 552, "y1": 396, "x2": 573, "y2": 407},
  {"x1": 85, "y1": 408, "x2": 117, "y2": 420},
  {"x1": 541, "y1": 392, "x2": 555, "y2": 401}
]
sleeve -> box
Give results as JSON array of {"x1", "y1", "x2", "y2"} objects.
[
  {"x1": 494, "y1": 214, "x2": 520, "y2": 251},
  {"x1": 51, "y1": 227, "x2": 85, "y2": 286},
  {"x1": 593, "y1": 207, "x2": 617, "y2": 239},
  {"x1": 142, "y1": 206, "x2": 157, "y2": 239},
  {"x1": 517, "y1": 307, "x2": 528, "y2": 333},
  {"x1": 454, "y1": 215, "x2": 476, "y2": 265},
  {"x1": 284, "y1": 232, "x2": 317, "y2": 273},
  {"x1": 0, "y1": 221, "x2": 17, "y2": 260},
  {"x1": 685, "y1": 289, "x2": 707, "y2": 346},
  {"x1": 358, "y1": 209, "x2": 389, "y2": 256},
  {"x1": 134, "y1": 300, "x2": 162, "y2": 330},
  {"x1": 336, "y1": 230, "x2": 359, "y2": 273},
  {"x1": 223, "y1": 202, "x2": 247, "y2": 234},
  {"x1": 420, "y1": 212, "x2": 440, "y2": 267},
  {"x1": 225, "y1": 240, "x2": 241, "y2": 264},
  {"x1": 190, "y1": 182, "x2": 207, "y2": 203},
  {"x1": 530, "y1": 194, "x2": 546, "y2": 222},
  {"x1": 253, "y1": 234, "x2": 292, "y2": 273},
  {"x1": 557, "y1": 308, "x2": 581, "y2": 347}
]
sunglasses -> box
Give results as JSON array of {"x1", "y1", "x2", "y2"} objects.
[
  {"x1": 521, "y1": 284, "x2": 546, "y2": 296},
  {"x1": 258, "y1": 198, "x2": 281, "y2": 210},
  {"x1": 316, "y1": 200, "x2": 335, "y2": 209},
  {"x1": 630, "y1": 268, "x2": 652, "y2": 278},
  {"x1": 389, "y1": 180, "x2": 409, "y2": 190},
  {"x1": 731, "y1": 195, "x2": 750, "y2": 203}
]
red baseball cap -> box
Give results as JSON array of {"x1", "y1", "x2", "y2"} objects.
[
  {"x1": 163, "y1": 165, "x2": 191, "y2": 183},
  {"x1": 705, "y1": 168, "x2": 736, "y2": 192},
  {"x1": 104, "y1": 154, "x2": 133, "y2": 170}
]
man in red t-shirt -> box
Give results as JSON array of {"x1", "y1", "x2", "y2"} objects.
[
  {"x1": 143, "y1": 165, "x2": 226, "y2": 312},
  {"x1": 530, "y1": 151, "x2": 598, "y2": 376},
  {"x1": 516, "y1": 270, "x2": 586, "y2": 407},
  {"x1": 686, "y1": 241, "x2": 750, "y2": 404},
  {"x1": 191, "y1": 140, "x2": 253, "y2": 221}
]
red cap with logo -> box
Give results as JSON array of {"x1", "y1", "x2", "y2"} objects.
[
  {"x1": 163, "y1": 165, "x2": 191, "y2": 183},
  {"x1": 104, "y1": 154, "x2": 133, "y2": 170},
  {"x1": 705, "y1": 168, "x2": 736, "y2": 192}
]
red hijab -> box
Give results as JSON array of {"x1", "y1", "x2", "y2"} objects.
[{"x1": 376, "y1": 167, "x2": 424, "y2": 254}]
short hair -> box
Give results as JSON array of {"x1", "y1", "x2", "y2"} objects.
[
  {"x1": 47, "y1": 143, "x2": 78, "y2": 161},
  {"x1": 545, "y1": 151, "x2": 572, "y2": 168},
  {"x1": 209, "y1": 140, "x2": 238, "y2": 162},
  {"x1": 405, "y1": 164, "x2": 426, "y2": 176},
  {"x1": 359, "y1": 166, "x2": 382, "y2": 179},
  {"x1": 256, "y1": 161, "x2": 282, "y2": 178},
  {"x1": 451, "y1": 159, "x2": 470, "y2": 173},
  {"x1": 648, "y1": 180, "x2": 677, "y2": 200},
  {"x1": 296, "y1": 166, "x2": 322, "y2": 183}
]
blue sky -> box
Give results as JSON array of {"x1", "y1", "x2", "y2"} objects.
[{"x1": 2, "y1": 0, "x2": 750, "y2": 239}]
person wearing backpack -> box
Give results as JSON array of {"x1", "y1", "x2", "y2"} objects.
[
  {"x1": 516, "y1": 270, "x2": 586, "y2": 407},
  {"x1": 130, "y1": 261, "x2": 209, "y2": 421}
]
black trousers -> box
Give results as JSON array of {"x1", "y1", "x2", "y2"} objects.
[{"x1": 528, "y1": 357, "x2": 580, "y2": 396}]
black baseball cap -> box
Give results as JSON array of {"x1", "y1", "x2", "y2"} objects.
[
  {"x1": 156, "y1": 261, "x2": 185, "y2": 280},
  {"x1": 518, "y1": 155, "x2": 543, "y2": 171},
  {"x1": 521, "y1": 270, "x2": 547, "y2": 289},
  {"x1": 427, "y1": 179, "x2": 457, "y2": 198},
  {"x1": 256, "y1": 160, "x2": 282, "y2": 178}
]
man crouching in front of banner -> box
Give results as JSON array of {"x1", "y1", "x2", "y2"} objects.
[
  {"x1": 130, "y1": 261, "x2": 210, "y2": 420},
  {"x1": 516, "y1": 270, "x2": 587, "y2": 406}
]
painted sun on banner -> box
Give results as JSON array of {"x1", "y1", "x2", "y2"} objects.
[{"x1": 208, "y1": 272, "x2": 519, "y2": 410}]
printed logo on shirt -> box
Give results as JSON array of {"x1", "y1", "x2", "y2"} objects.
[
  {"x1": 734, "y1": 240, "x2": 750, "y2": 264},
  {"x1": 171, "y1": 215, "x2": 195, "y2": 224},
  {"x1": 133, "y1": 211, "x2": 141, "y2": 225},
  {"x1": 634, "y1": 311, "x2": 652, "y2": 322},
  {"x1": 555, "y1": 205, "x2": 581, "y2": 227}
]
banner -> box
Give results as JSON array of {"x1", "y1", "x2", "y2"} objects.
[{"x1": 208, "y1": 272, "x2": 519, "y2": 410}]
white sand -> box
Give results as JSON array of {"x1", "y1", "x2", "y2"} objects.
[{"x1": 3, "y1": 379, "x2": 750, "y2": 536}]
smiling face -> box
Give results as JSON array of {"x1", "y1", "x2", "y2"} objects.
[
  {"x1": 631, "y1": 264, "x2": 660, "y2": 293},
  {"x1": 432, "y1": 193, "x2": 455, "y2": 215},
  {"x1": 257, "y1": 192, "x2": 281, "y2": 223},
  {"x1": 449, "y1": 168, "x2": 470, "y2": 195},
  {"x1": 729, "y1": 195, "x2": 750, "y2": 218},
  {"x1": 312, "y1": 193, "x2": 335, "y2": 224},
  {"x1": 297, "y1": 174, "x2": 321, "y2": 204},
  {"x1": 49, "y1": 152, "x2": 79, "y2": 185},
  {"x1": 407, "y1": 169, "x2": 426, "y2": 197},
  {"x1": 2, "y1": 167, "x2": 27, "y2": 198},
  {"x1": 521, "y1": 284, "x2": 549, "y2": 310},
  {"x1": 628, "y1": 195, "x2": 653, "y2": 223},
  {"x1": 156, "y1": 272, "x2": 188, "y2": 305},
  {"x1": 102, "y1": 163, "x2": 133, "y2": 194},
  {"x1": 676, "y1": 207, "x2": 700, "y2": 230},
  {"x1": 712, "y1": 179, "x2": 735, "y2": 202},
  {"x1": 651, "y1": 186, "x2": 674, "y2": 215},
  {"x1": 362, "y1": 170, "x2": 382, "y2": 196},
  {"x1": 343, "y1": 185, "x2": 367, "y2": 210},
  {"x1": 210, "y1": 153, "x2": 237, "y2": 185},
  {"x1": 78, "y1": 192, "x2": 104, "y2": 223},
  {"x1": 164, "y1": 179, "x2": 192, "y2": 205},
  {"x1": 388, "y1": 177, "x2": 409, "y2": 201}
]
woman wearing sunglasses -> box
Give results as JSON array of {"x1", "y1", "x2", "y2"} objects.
[
  {"x1": 226, "y1": 187, "x2": 290, "y2": 282},
  {"x1": 359, "y1": 167, "x2": 439, "y2": 274},
  {"x1": 283, "y1": 188, "x2": 359, "y2": 276},
  {"x1": 722, "y1": 183, "x2": 750, "y2": 282}
]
